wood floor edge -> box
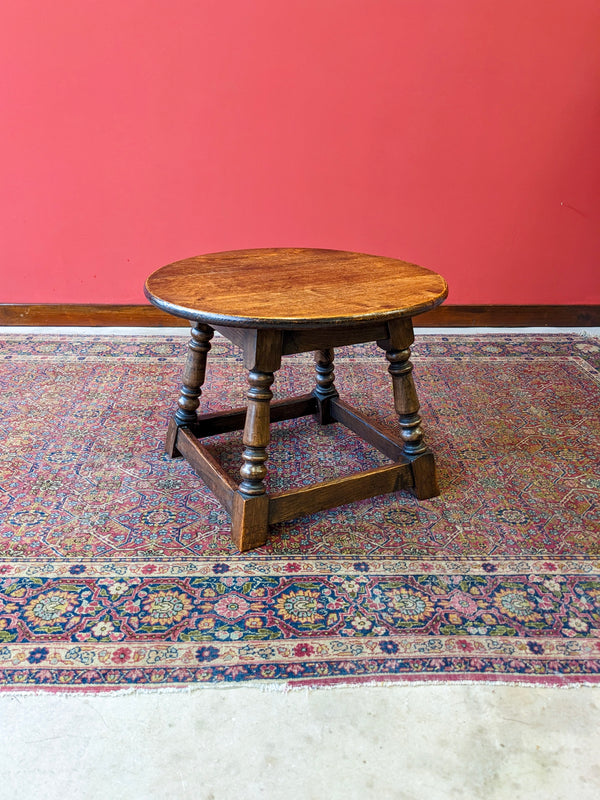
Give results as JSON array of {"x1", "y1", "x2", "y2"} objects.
[{"x1": 0, "y1": 304, "x2": 599, "y2": 327}]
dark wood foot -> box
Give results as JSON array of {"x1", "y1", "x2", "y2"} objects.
[
  {"x1": 165, "y1": 417, "x2": 180, "y2": 459},
  {"x1": 312, "y1": 348, "x2": 338, "y2": 424},
  {"x1": 167, "y1": 323, "x2": 214, "y2": 458},
  {"x1": 230, "y1": 492, "x2": 269, "y2": 551},
  {"x1": 410, "y1": 451, "x2": 440, "y2": 499}
]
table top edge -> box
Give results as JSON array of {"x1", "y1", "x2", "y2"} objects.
[{"x1": 144, "y1": 280, "x2": 449, "y2": 329}]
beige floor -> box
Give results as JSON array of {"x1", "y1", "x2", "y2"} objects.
[
  {"x1": 1, "y1": 683, "x2": 599, "y2": 800},
  {"x1": 1, "y1": 327, "x2": 599, "y2": 800}
]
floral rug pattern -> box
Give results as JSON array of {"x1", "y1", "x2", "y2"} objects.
[{"x1": 0, "y1": 333, "x2": 599, "y2": 688}]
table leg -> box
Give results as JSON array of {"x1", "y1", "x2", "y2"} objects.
[
  {"x1": 228, "y1": 330, "x2": 283, "y2": 551},
  {"x1": 166, "y1": 323, "x2": 214, "y2": 457},
  {"x1": 313, "y1": 348, "x2": 338, "y2": 424},
  {"x1": 378, "y1": 318, "x2": 439, "y2": 499},
  {"x1": 229, "y1": 369, "x2": 274, "y2": 551}
]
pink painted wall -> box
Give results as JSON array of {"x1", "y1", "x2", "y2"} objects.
[{"x1": 1, "y1": 0, "x2": 599, "y2": 305}]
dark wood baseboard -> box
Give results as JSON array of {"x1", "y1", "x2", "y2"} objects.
[
  {"x1": 0, "y1": 303, "x2": 599, "y2": 327},
  {"x1": 417, "y1": 305, "x2": 600, "y2": 327},
  {"x1": 0, "y1": 304, "x2": 180, "y2": 327}
]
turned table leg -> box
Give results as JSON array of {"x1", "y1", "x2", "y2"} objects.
[
  {"x1": 312, "y1": 348, "x2": 338, "y2": 424},
  {"x1": 378, "y1": 318, "x2": 439, "y2": 499},
  {"x1": 166, "y1": 323, "x2": 214, "y2": 457},
  {"x1": 239, "y1": 370, "x2": 274, "y2": 496},
  {"x1": 231, "y1": 330, "x2": 282, "y2": 551}
]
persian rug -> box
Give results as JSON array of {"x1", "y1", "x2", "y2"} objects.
[{"x1": 0, "y1": 333, "x2": 599, "y2": 690}]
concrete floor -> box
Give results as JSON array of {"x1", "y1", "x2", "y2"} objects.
[
  {"x1": 0, "y1": 684, "x2": 598, "y2": 800},
  {"x1": 1, "y1": 327, "x2": 599, "y2": 799}
]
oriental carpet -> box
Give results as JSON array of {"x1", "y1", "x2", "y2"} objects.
[{"x1": 0, "y1": 333, "x2": 599, "y2": 689}]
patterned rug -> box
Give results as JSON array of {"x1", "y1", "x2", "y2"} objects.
[{"x1": 0, "y1": 333, "x2": 599, "y2": 689}]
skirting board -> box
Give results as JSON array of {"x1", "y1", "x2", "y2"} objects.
[{"x1": 0, "y1": 304, "x2": 599, "y2": 327}]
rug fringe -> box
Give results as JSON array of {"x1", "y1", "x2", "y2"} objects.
[{"x1": 2, "y1": 676, "x2": 599, "y2": 696}]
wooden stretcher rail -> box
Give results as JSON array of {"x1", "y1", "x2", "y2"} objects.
[
  {"x1": 176, "y1": 428, "x2": 237, "y2": 512},
  {"x1": 330, "y1": 398, "x2": 404, "y2": 461},
  {"x1": 191, "y1": 393, "x2": 318, "y2": 438},
  {"x1": 268, "y1": 461, "x2": 413, "y2": 525}
]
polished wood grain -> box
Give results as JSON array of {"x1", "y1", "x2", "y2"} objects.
[
  {"x1": 147, "y1": 247, "x2": 449, "y2": 551},
  {"x1": 145, "y1": 248, "x2": 448, "y2": 328},
  {"x1": 2, "y1": 303, "x2": 599, "y2": 327}
]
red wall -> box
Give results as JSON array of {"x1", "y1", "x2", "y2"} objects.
[{"x1": 2, "y1": 0, "x2": 599, "y2": 305}]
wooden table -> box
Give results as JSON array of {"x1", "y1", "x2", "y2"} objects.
[{"x1": 145, "y1": 248, "x2": 448, "y2": 551}]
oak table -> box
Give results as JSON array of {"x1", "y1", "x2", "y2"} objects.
[{"x1": 145, "y1": 248, "x2": 448, "y2": 551}]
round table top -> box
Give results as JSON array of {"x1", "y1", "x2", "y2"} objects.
[{"x1": 145, "y1": 248, "x2": 448, "y2": 329}]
